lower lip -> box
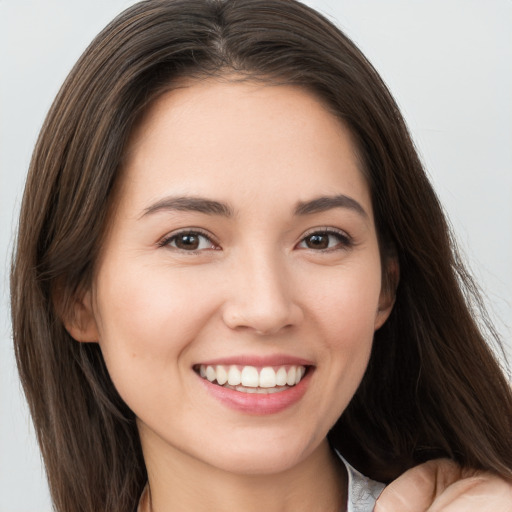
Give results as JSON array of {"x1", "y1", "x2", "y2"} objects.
[{"x1": 197, "y1": 369, "x2": 313, "y2": 415}]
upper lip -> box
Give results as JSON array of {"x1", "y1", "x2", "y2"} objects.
[{"x1": 195, "y1": 354, "x2": 314, "y2": 368}]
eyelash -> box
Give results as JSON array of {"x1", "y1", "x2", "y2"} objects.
[{"x1": 158, "y1": 227, "x2": 353, "y2": 254}]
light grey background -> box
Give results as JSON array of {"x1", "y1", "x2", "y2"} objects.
[{"x1": 1, "y1": 1, "x2": 511, "y2": 511}]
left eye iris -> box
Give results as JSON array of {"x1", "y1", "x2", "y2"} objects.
[
  {"x1": 300, "y1": 232, "x2": 346, "y2": 250},
  {"x1": 305, "y1": 233, "x2": 329, "y2": 249}
]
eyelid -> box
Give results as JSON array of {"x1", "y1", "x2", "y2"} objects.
[{"x1": 301, "y1": 226, "x2": 350, "y2": 238}]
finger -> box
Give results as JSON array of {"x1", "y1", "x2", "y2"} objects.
[
  {"x1": 427, "y1": 475, "x2": 512, "y2": 512},
  {"x1": 375, "y1": 459, "x2": 463, "y2": 512}
]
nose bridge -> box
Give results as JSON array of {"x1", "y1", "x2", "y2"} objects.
[{"x1": 222, "y1": 245, "x2": 302, "y2": 335}]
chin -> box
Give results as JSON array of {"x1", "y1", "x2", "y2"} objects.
[{"x1": 199, "y1": 433, "x2": 321, "y2": 476}]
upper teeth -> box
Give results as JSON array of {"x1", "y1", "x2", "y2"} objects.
[{"x1": 198, "y1": 364, "x2": 306, "y2": 388}]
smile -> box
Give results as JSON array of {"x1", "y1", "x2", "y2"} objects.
[{"x1": 195, "y1": 364, "x2": 307, "y2": 394}]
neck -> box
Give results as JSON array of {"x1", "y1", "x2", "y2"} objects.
[{"x1": 140, "y1": 436, "x2": 347, "y2": 512}]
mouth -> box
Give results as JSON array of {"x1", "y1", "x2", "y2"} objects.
[{"x1": 193, "y1": 364, "x2": 310, "y2": 394}]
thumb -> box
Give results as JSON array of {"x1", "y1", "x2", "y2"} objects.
[{"x1": 375, "y1": 459, "x2": 463, "y2": 512}]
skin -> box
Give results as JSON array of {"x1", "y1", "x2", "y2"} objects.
[
  {"x1": 70, "y1": 79, "x2": 393, "y2": 511},
  {"x1": 376, "y1": 459, "x2": 512, "y2": 512},
  {"x1": 67, "y1": 79, "x2": 512, "y2": 511}
]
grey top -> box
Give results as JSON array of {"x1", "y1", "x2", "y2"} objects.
[{"x1": 336, "y1": 450, "x2": 385, "y2": 512}]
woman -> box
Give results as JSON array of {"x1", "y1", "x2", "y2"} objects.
[{"x1": 10, "y1": 1, "x2": 512, "y2": 511}]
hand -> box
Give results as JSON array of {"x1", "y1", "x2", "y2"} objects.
[{"x1": 374, "y1": 459, "x2": 512, "y2": 511}]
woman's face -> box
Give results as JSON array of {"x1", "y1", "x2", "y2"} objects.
[{"x1": 75, "y1": 80, "x2": 393, "y2": 475}]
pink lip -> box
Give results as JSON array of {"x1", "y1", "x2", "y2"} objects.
[
  {"x1": 196, "y1": 366, "x2": 314, "y2": 415},
  {"x1": 196, "y1": 354, "x2": 314, "y2": 368}
]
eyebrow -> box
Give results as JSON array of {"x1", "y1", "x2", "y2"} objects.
[
  {"x1": 141, "y1": 196, "x2": 234, "y2": 218},
  {"x1": 141, "y1": 193, "x2": 368, "y2": 220},
  {"x1": 294, "y1": 195, "x2": 368, "y2": 218}
]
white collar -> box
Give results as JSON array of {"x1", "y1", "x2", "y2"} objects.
[{"x1": 335, "y1": 449, "x2": 385, "y2": 512}]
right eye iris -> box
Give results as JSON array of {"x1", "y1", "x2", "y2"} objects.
[{"x1": 174, "y1": 234, "x2": 201, "y2": 250}]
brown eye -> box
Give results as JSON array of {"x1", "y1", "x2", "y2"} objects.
[
  {"x1": 163, "y1": 231, "x2": 216, "y2": 251},
  {"x1": 298, "y1": 230, "x2": 351, "y2": 251},
  {"x1": 304, "y1": 233, "x2": 330, "y2": 249},
  {"x1": 175, "y1": 233, "x2": 200, "y2": 250}
]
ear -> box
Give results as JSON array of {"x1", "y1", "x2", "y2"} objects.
[
  {"x1": 374, "y1": 257, "x2": 399, "y2": 330},
  {"x1": 60, "y1": 289, "x2": 100, "y2": 343}
]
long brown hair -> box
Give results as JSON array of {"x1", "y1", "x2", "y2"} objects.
[{"x1": 11, "y1": 0, "x2": 512, "y2": 511}]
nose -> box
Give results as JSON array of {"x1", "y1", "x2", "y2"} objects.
[{"x1": 221, "y1": 251, "x2": 303, "y2": 335}]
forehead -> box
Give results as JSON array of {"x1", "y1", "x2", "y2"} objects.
[{"x1": 119, "y1": 79, "x2": 372, "y2": 217}]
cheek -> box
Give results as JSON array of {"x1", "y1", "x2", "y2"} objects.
[
  {"x1": 304, "y1": 258, "x2": 382, "y2": 413},
  {"x1": 92, "y1": 261, "x2": 220, "y2": 378},
  {"x1": 307, "y1": 259, "x2": 383, "y2": 343},
  {"x1": 91, "y1": 263, "x2": 225, "y2": 426}
]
